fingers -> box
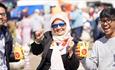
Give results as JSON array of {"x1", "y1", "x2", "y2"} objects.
[
  {"x1": 75, "y1": 47, "x2": 80, "y2": 57},
  {"x1": 35, "y1": 31, "x2": 43, "y2": 39},
  {"x1": 35, "y1": 31, "x2": 44, "y2": 43}
]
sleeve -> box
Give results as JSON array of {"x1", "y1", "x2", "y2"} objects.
[
  {"x1": 30, "y1": 31, "x2": 50, "y2": 55},
  {"x1": 62, "y1": 52, "x2": 80, "y2": 70},
  {"x1": 68, "y1": 53, "x2": 80, "y2": 70},
  {"x1": 30, "y1": 42, "x2": 43, "y2": 55},
  {"x1": 80, "y1": 41, "x2": 99, "y2": 70},
  {"x1": 5, "y1": 30, "x2": 14, "y2": 62}
]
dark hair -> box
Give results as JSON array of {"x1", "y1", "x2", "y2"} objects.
[
  {"x1": 0, "y1": 2, "x2": 7, "y2": 13},
  {"x1": 100, "y1": 8, "x2": 115, "y2": 20}
]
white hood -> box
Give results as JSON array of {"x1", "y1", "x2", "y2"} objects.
[{"x1": 50, "y1": 13, "x2": 71, "y2": 41}]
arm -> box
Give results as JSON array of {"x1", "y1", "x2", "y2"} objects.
[
  {"x1": 31, "y1": 42, "x2": 43, "y2": 55},
  {"x1": 65, "y1": 39, "x2": 80, "y2": 70},
  {"x1": 62, "y1": 51, "x2": 80, "y2": 70},
  {"x1": 30, "y1": 31, "x2": 51, "y2": 55},
  {"x1": 30, "y1": 31, "x2": 44, "y2": 55},
  {"x1": 4, "y1": 28, "x2": 14, "y2": 62},
  {"x1": 67, "y1": 53, "x2": 80, "y2": 70}
]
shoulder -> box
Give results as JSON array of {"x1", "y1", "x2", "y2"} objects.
[
  {"x1": 1, "y1": 25, "x2": 9, "y2": 35},
  {"x1": 95, "y1": 36, "x2": 107, "y2": 44},
  {"x1": 43, "y1": 31, "x2": 52, "y2": 41},
  {"x1": 44, "y1": 31, "x2": 52, "y2": 37},
  {"x1": 1, "y1": 25, "x2": 13, "y2": 41},
  {"x1": 1, "y1": 25, "x2": 8, "y2": 31},
  {"x1": 92, "y1": 36, "x2": 107, "y2": 49}
]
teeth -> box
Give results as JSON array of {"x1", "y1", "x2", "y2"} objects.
[{"x1": 104, "y1": 29, "x2": 110, "y2": 32}]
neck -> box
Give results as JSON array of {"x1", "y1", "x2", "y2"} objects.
[{"x1": 106, "y1": 32, "x2": 115, "y2": 39}]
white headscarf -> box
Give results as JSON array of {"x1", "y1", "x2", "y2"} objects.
[
  {"x1": 50, "y1": 13, "x2": 71, "y2": 70},
  {"x1": 50, "y1": 13, "x2": 71, "y2": 42}
]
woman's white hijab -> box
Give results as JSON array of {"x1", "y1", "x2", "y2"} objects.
[
  {"x1": 50, "y1": 13, "x2": 71, "y2": 70},
  {"x1": 50, "y1": 13, "x2": 71, "y2": 42}
]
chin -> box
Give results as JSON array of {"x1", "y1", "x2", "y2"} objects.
[
  {"x1": 105, "y1": 32, "x2": 113, "y2": 36},
  {"x1": 57, "y1": 34, "x2": 64, "y2": 36},
  {"x1": 56, "y1": 31, "x2": 65, "y2": 35}
]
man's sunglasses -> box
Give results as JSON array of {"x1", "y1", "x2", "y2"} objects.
[
  {"x1": 0, "y1": 13, "x2": 6, "y2": 17},
  {"x1": 51, "y1": 22, "x2": 66, "y2": 28}
]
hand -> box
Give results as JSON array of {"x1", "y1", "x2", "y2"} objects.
[
  {"x1": 67, "y1": 39, "x2": 74, "y2": 58},
  {"x1": 35, "y1": 31, "x2": 44, "y2": 43},
  {"x1": 75, "y1": 45, "x2": 84, "y2": 60},
  {"x1": 67, "y1": 47, "x2": 73, "y2": 59}
]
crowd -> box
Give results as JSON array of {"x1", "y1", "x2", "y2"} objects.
[{"x1": 0, "y1": 1, "x2": 115, "y2": 70}]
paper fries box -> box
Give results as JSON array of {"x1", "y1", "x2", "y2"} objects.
[{"x1": 77, "y1": 41, "x2": 89, "y2": 57}]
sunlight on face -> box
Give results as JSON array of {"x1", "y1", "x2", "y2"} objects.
[
  {"x1": 100, "y1": 18, "x2": 115, "y2": 37},
  {"x1": 52, "y1": 19, "x2": 66, "y2": 36},
  {"x1": 0, "y1": 7, "x2": 6, "y2": 26}
]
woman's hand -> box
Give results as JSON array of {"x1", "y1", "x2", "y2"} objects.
[
  {"x1": 75, "y1": 45, "x2": 84, "y2": 60},
  {"x1": 67, "y1": 39, "x2": 74, "y2": 58},
  {"x1": 34, "y1": 30, "x2": 44, "y2": 43}
]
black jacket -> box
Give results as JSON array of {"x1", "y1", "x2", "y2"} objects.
[
  {"x1": 31, "y1": 31, "x2": 80, "y2": 70},
  {"x1": 1, "y1": 26, "x2": 13, "y2": 70}
]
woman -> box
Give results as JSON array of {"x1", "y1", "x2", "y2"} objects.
[{"x1": 31, "y1": 13, "x2": 80, "y2": 70}]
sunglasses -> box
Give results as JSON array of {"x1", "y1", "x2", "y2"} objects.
[
  {"x1": 51, "y1": 22, "x2": 66, "y2": 28},
  {"x1": 0, "y1": 13, "x2": 6, "y2": 17}
]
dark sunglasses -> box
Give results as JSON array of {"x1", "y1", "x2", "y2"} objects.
[{"x1": 51, "y1": 22, "x2": 66, "y2": 28}]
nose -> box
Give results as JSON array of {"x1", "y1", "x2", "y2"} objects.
[
  {"x1": 56, "y1": 25, "x2": 62, "y2": 29},
  {"x1": 103, "y1": 22, "x2": 110, "y2": 29},
  {"x1": 102, "y1": 21, "x2": 109, "y2": 25}
]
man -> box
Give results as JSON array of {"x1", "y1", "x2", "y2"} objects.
[
  {"x1": 0, "y1": 2, "x2": 13, "y2": 70},
  {"x1": 76, "y1": 8, "x2": 115, "y2": 70}
]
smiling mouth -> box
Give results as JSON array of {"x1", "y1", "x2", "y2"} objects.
[
  {"x1": 104, "y1": 29, "x2": 111, "y2": 34},
  {"x1": 56, "y1": 29, "x2": 64, "y2": 32}
]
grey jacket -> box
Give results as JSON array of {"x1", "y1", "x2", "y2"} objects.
[{"x1": 81, "y1": 36, "x2": 115, "y2": 70}]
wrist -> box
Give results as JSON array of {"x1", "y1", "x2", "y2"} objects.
[
  {"x1": 34, "y1": 40, "x2": 40, "y2": 44},
  {"x1": 34, "y1": 35, "x2": 44, "y2": 44},
  {"x1": 68, "y1": 51, "x2": 73, "y2": 59}
]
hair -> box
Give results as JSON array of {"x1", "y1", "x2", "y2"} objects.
[
  {"x1": 100, "y1": 8, "x2": 115, "y2": 20},
  {"x1": 0, "y1": 2, "x2": 7, "y2": 13},
  {"x1": 52, "y1": 18, "x2": 66, "y2": 24},
  {"x1": 0, "y1": 2, "x2": 9, "y2": 20}
]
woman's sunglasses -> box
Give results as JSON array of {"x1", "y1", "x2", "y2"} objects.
[{"x1": 51, "y1": 22, "x2": 66, "y2": 28}]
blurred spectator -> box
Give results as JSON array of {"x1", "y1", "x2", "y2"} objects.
[
  {"x1": 30, "y1": 9, "x2": 45, "y2": 33},
  {"x1": 18, "y1": 8, "x2": 32, "y2": 70},
  {"x1": 43, "y1": 6, "x2": 55, "y2": 32},
  {"x1": 19, "y1": 8, "x2": 32, "y2": 46},
  {"x1": 70, "y1": 4, "x2": 85, "y2": 29},
  {"x1": 80, "y1": 21, "x2": 93, "y2": 42}
]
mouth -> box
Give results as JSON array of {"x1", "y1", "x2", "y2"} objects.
[
  {"x1": 104, "y1": 29, "x2": 110, "y2": 32},
  {"x1": 103, "y1": 28, "x2": 112, "y2": 35},
  {"x1": 56, "y1": 29, "x2": 64, "y2": 33},
  {"x1": 103, "y1": 24, "x2": 111, "y2": 33}
]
